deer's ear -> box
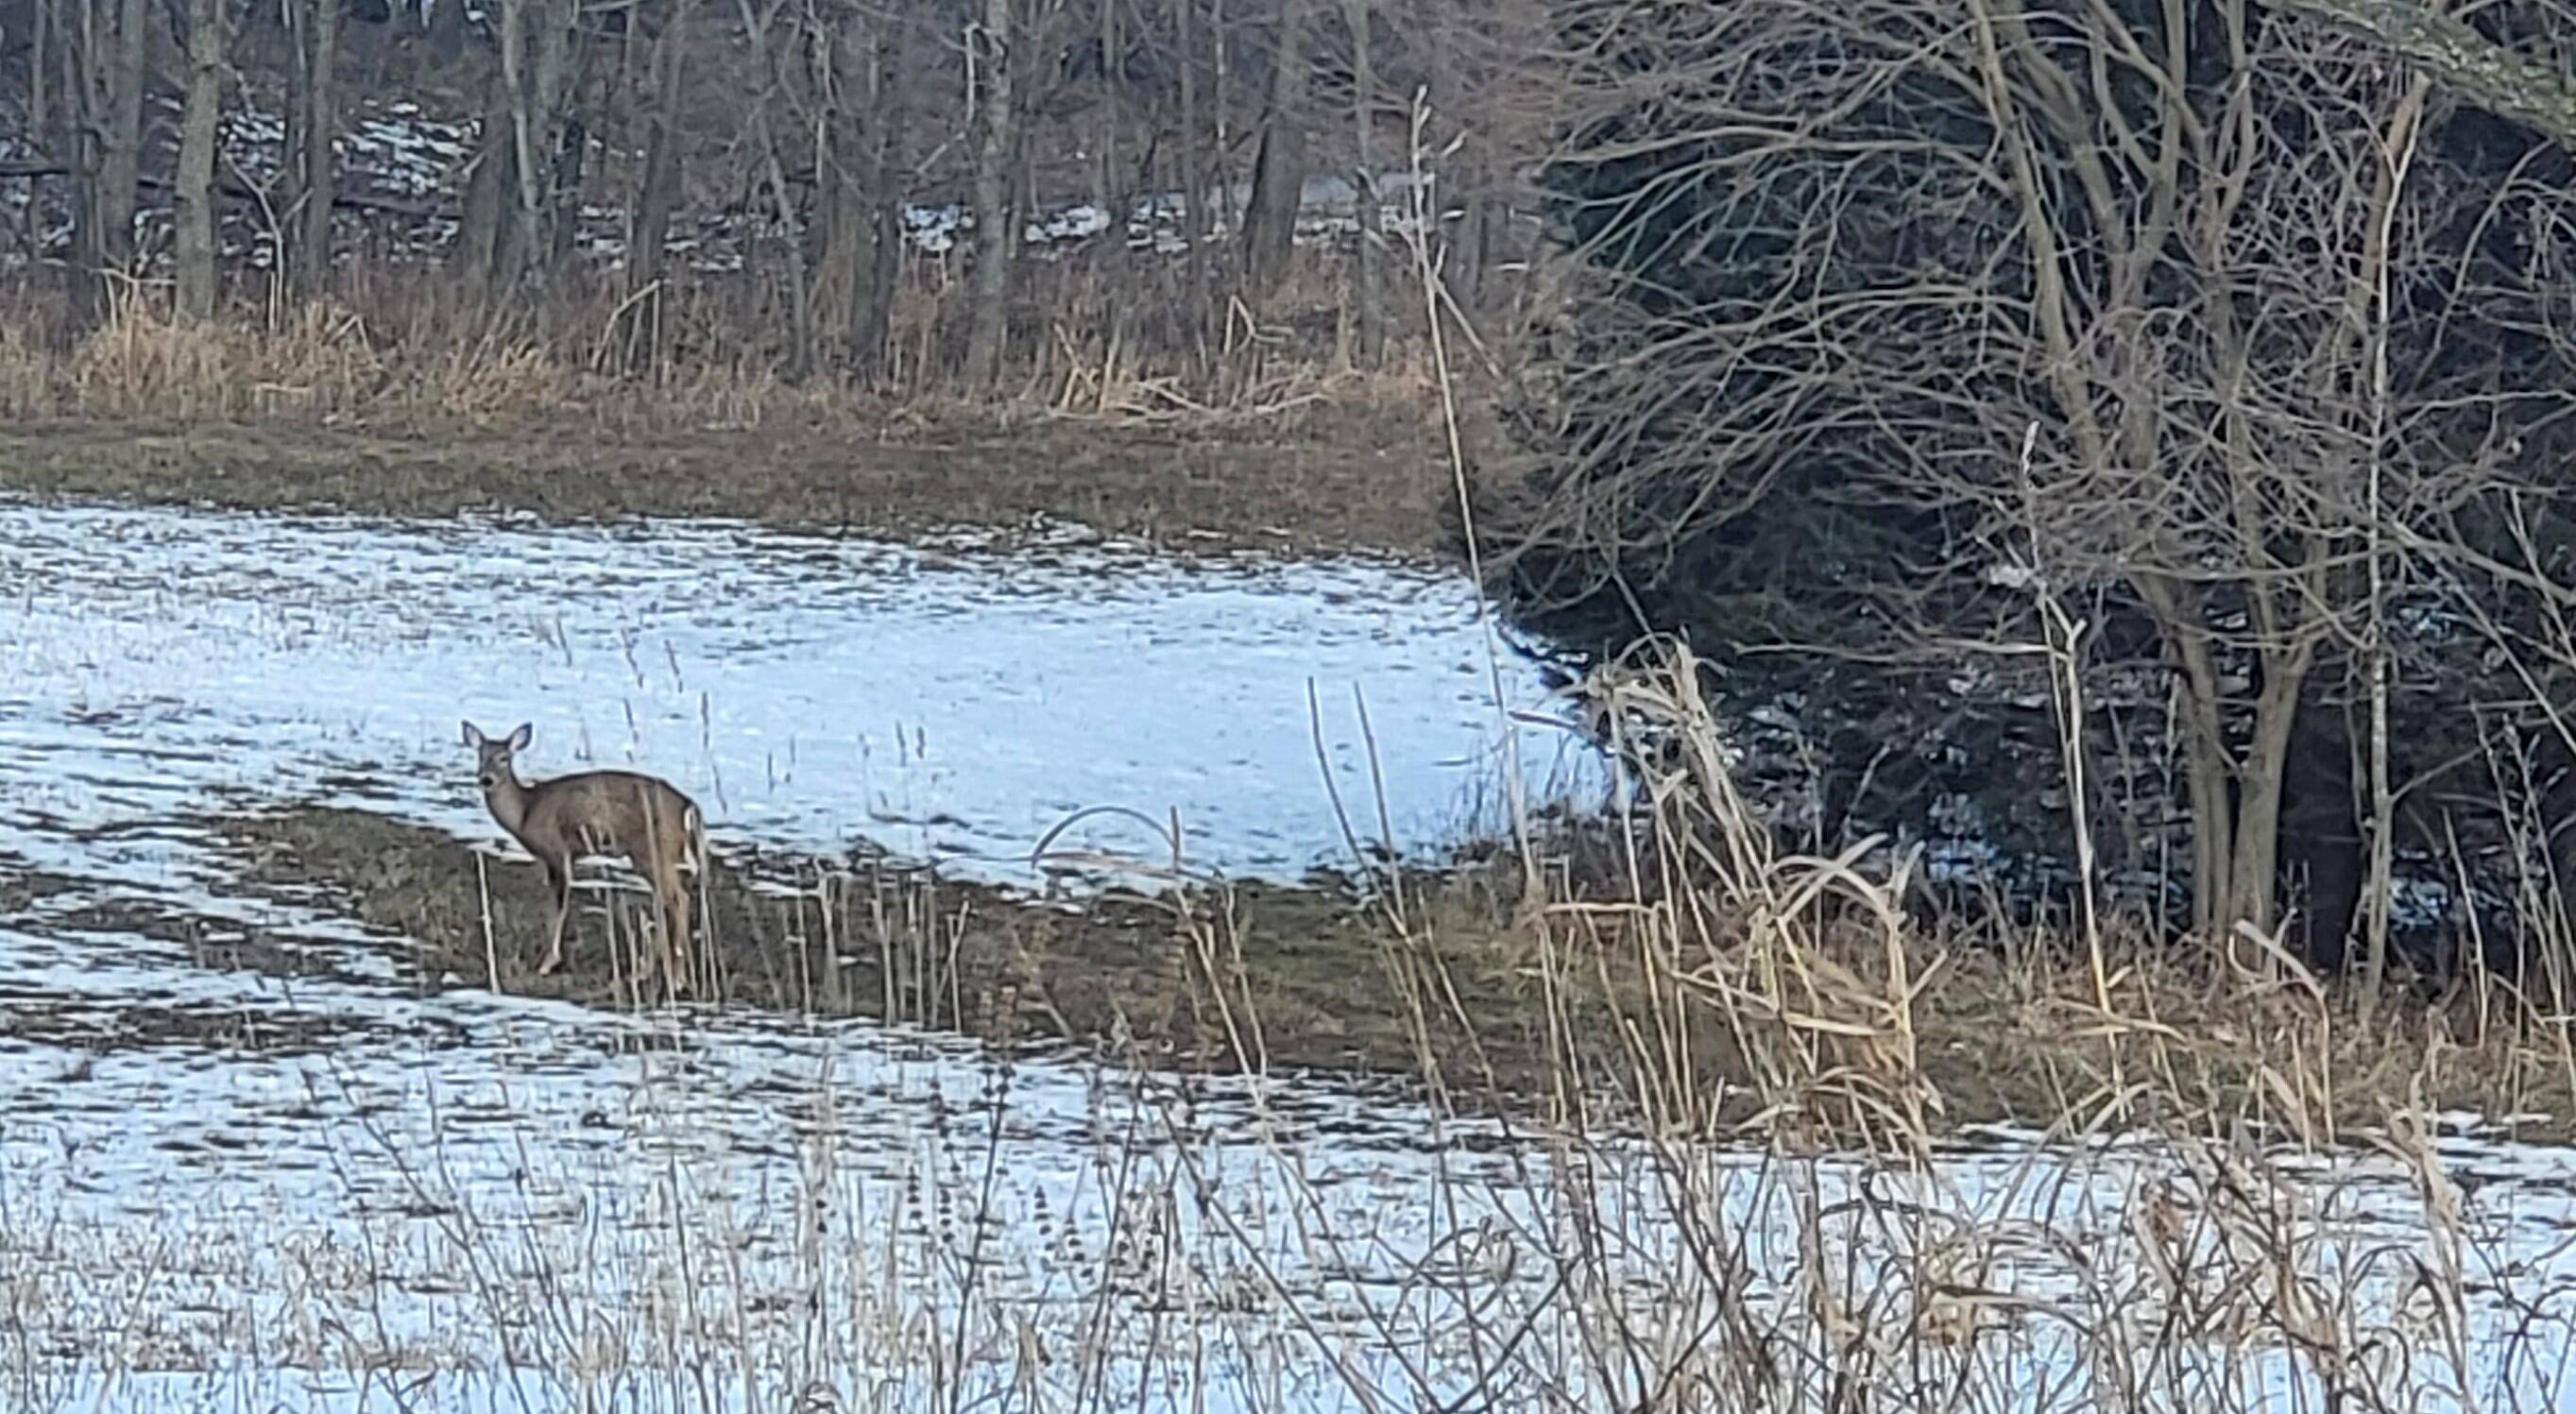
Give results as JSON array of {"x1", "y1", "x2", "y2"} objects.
[
  {"x1": 462, "y1": 721, "x2": 484, "y2": 747},
  {"x1": 508, "y1": 723, "x2": 533, "y2": 752}
]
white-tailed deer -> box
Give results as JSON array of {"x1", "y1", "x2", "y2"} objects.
[{"x1": 461, "y1": 721, "x2": 707, "y2": 997}]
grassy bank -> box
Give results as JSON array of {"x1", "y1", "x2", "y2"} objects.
[{"x1": 205, "y1": 798, "x2": 2576, "y2": 1148}]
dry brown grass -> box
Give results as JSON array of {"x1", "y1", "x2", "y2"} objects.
[
  {"x1": 1495, "y1": 634, "x2": 2576, "y2": 1153},
  {"x1": 0, "y1": 244, "x2": 1457, "y2": 442},
  {"x1": 0, "y1": 250, "x2": 1486, "y2": 557},
  {"x1": 64, "y1": 294, "x2": 388, "y2": 421},
  {"x1": 0, "y1": 317, "x2": 53, "y2": 419}
]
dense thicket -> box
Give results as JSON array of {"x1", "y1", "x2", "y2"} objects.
[{"x1": 1504, "y1": 0, "x2": 2576, "y2": 978}]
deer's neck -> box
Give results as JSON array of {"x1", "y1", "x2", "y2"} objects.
[{"x1": 484, "y1": 774, "x2": 535, "y2": 842}]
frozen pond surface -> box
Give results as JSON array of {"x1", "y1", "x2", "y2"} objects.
[
  {"x1": 5, "y1": 498, "x2": 2576, "y2": 1410},
  {"x1": 0, "y1": 497, "x2": 1595, "y2": 888}
]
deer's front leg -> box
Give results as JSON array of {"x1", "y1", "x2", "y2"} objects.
[{"x1": 537, "y1": 859, "x2": 572, "y2": 976}]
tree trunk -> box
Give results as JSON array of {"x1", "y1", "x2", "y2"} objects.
[
  {"x1": 31, "y1": 0, "x2": 50, "y2": 149},
  {"x1": 499, "y1": 0, "x2": 537, "y2": 273},
  {"x1": 535, "y1": 0, "x2": 580, "y2": 268},
  {"x1": 494, "y1": 0, "x2": 571, "y2": 282},
  {"x1": 1211, "y1": 0, "x2": 1231, "y2": 233},
  {"x1": 87, "y1": 0, "x2": 148, "y2": 315},
  {"x1": 2280, "y1": 0, "x2": 2576, "y2": 150},
  {"x1": 2150, "y1": 596, "x2": 2244, "y2": 938},
  {"x1": 174, "y1": 0, "x2": 226, "y2": 319},
  {"x1": 1174, "y1": 0, "x2": 1209, "y2": 357},
  {"x1": 757, "y1": 117, "x2": 811, "y2": 381},
  {"x1": 842, "y1": 9, "x2": 905, "y2": 372},
  {"x1": 809, "y1": 30, "x2": 840, "y2": 281},
  {"x1": 1341, "y1": 0, "x2": 1379, "y2": 366},
  {"x1": 626, "y1": 0, "x2": 691, "y2": 369},
  {"x1": 297, "y1": 0, "x2": 340, "y2": 298},
  {"x1": 760, "y1": 133, "x2": 812, "y2": 382},
  {"x1": 964, "y1": 0, "x2": 1018, "y2": 387},
  {"x1": 280, "y1": 0, "x2": 305, "y2": 273},
  {"x1": 816, "y1": 12, "x2": 860, "y2": 343},
  {"x1": 456, "y1": 64, "x2": 518, "y2": 297},
  {"x1": 873, "y1": 19, "x2": 911, "y2": 373},
  {"x1": 2184, "y1": 738, "x2": 2237, "y2": 939},
  {"x1": 1095, "y1": 0, "x2": 1119, "y2": 227},
  {"x1": 734, "y1": 0, "x2": 810, "y2": 381},
  {"x1": 30, "y1": 0, "x2": 64, "y2": 268},
  {"x1": 2226, "y1": 663, "x2": 2312, "y2": 940},
  {"x1": 1424, "y1": 0, "x2": 1475, "y2": 300},
  {"x1": 1237, "y1": 0, "x2": 1305, "y2": 303}
]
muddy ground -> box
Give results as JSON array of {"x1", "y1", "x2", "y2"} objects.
[
  {"x1": 0, "y1": 409, "x2": 1465, "y2": 562},
  {"x1": 169, "y1": 805, "x2": 2576, "y2": 1143}
]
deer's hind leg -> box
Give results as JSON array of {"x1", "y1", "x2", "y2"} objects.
[{"x1": 649, "y1": 856, "x2": 693, "y2": 998}]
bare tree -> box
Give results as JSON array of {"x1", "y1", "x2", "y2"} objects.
[
  {"x1": 2282, "y1": 0, "x2": 2576, "y2": 149},
  {"x1": 964, "y1": 0, "x2": 1020, "y2": 386},
  {"x1": 1956, "y1": 0, "x2": 2465, "y2": 942},
  {"x1": 1237, "y1": 0, "x2": 1305, "y2": 303},
  {"x1": 12, "y1": 0, "x2": 1447, "y2": 408},
  {"x1": 297, "y1": 0, "x2": 340, "y2": 297},
  {"x1": 867, "y1": 12, "x2": 913, "y2": 372},
  {"x1": 174, "y1": 0, "x2": 228, "y2": 318},
  {"x1": 499, "y1": 0, "x2": 545, "y2": 280},
  {"x1": 625, "y1": 0, "x2": 695, "y2": 368},
  {"x1": 829, "y1": 2, "x2": 908, "y2": 372},
  {"x1": 737, "y1": 0, "x2": 813, "y2": 379},
  {"x1": 1339, "y1": 0, "x2": 1378, "y2": 365},
  {"x1": 1173, "y1": 0, "x2": 1210, "y2": 355},
  {"x1": 497, "y1": 0, "x2": 579, "y2": 285},
  {"x1": 29, "y1": 0, "x2": 52, "y2": 158},
  {"x1": 1095, "y1": 0, "x2": 1123, "y2": 226},
  {"x1": 455, "y1": 59, "x2": 516, "y2": 295},
  {"x1": 77, "y1": 0, "x2": 151, "y2": 315}
]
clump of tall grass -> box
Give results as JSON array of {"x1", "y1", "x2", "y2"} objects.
[
  {"x1": 0, "y1": 317, "x2": 55, "y2": 419},
  {"x1": 66, "y1": 291, "x2": 385, "y2": 421}
]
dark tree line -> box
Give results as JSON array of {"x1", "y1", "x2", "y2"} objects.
[{"x1": 0, "y1": 0, "x2": 1547, "y2": 388}]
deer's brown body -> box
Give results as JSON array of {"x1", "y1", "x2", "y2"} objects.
[{"x1": 462, "y1": 721, "x2": 706, "y2": 997}]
